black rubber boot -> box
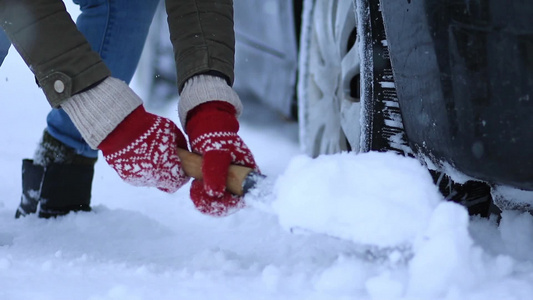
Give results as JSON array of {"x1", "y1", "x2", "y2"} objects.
[
  {"x1": 38, "y1": 162, "x2": 94, "y2": 218},
  {"x1": 15, "y1": 130, "x2": 97, "y2": 219},
  {"x1": 15, "y1": 159, "x2": 45, "y2": 218}
]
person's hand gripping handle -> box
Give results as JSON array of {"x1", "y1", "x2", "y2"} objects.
[{"x1": 176, "y1": 148, "x2": 264, "y2": 197}]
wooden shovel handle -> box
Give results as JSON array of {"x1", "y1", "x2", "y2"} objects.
[{"x1": 176, "y1": 148, "x2": 254, "y2": 196}]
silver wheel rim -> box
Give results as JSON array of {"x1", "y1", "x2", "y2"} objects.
[{"x1": 298, "y1": 0, "x2": 360, "y2": 157}]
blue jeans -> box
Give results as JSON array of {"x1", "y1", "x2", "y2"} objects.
[{"x1": 0, "y1": 0, "x2": 160, "y2": 158}]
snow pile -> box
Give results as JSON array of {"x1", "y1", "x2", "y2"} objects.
[
  {"x1": 273, "y1": 151, "x2": 442, "y2": 247},
  {"x1": 268, "y1": 152, "x2": 533, "y2": 299},
  {"x1": 406, "y1": 202, "x2": 514, "y2": 298}
]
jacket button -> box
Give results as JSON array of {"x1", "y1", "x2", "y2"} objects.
[{"x1": 54, "y1": 80, "x2": 65, "y2": 93}]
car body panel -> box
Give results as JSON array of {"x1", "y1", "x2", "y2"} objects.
[{"x1": 234, "y1": 0, "x2": 298, "y2": 118}]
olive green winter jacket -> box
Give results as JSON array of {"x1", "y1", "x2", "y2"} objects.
[{"x1": 0, "y1": 0, "x2": 235, "y2": 108}]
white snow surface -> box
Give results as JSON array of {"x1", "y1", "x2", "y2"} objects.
[
  {"x1": 2, "y1": 5, "x2": 533, "y2": 300},
  {"x1": 271, "y1": 152, "x2": 442, "y2": 248}
]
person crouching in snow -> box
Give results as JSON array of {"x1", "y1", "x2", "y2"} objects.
[
  {"x1": 0, "y1": 0, "x2": 259, "y2": 218},
  {"x1": 0, "y1": 0, "x2": 161, "y2": 218}
]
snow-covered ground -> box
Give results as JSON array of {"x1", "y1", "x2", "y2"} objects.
[{"x1": 2, "y1": 5, "x2": 533, "y2": 300}]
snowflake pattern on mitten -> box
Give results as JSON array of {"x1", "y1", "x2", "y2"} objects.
[
  {"x1": 99, "y1": 106, "x2": 190, "y2": 193},
  {"x1": 186, "y1": 101, "x2": 259, "y2": 216},
  {"x1": 190, "y1": 131, "x2": 257, "y2": 172}
]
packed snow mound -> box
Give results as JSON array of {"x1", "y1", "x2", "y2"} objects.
[{"x1": 272, "y1": 151, "x2": 443, "y2": 247}]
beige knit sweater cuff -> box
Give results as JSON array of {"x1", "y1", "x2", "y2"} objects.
[
  {"x1": 61, "y1": 77, "x2": 143, "y2": 149},
  {"x1": 178, "y1": 75, "x2": 242, "y2": 128}
]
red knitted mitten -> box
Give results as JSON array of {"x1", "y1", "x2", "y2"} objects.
[
  {"x1": 98, "y1": 106, "x2": 190, "y2": 193},
  {"x1": 186, "y1": 101, "x2": 259, "y2": 216}
]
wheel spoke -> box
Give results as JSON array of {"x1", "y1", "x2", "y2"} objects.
[
  {"x1": 313, "y1": 1, "x2": 337, "y2": 62},
  {"x1": 335, "y1": 0, "x2": 357, "y2": 55},
  {"x1": 309, "y1": 37, "x2": 337, "y2": 97},
  {"x1": 340, "y1": 100, "x2": 361, "y2": 152},
  {"x1": 341, "y1": 42, "x2": 360, "y2": 96}
]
